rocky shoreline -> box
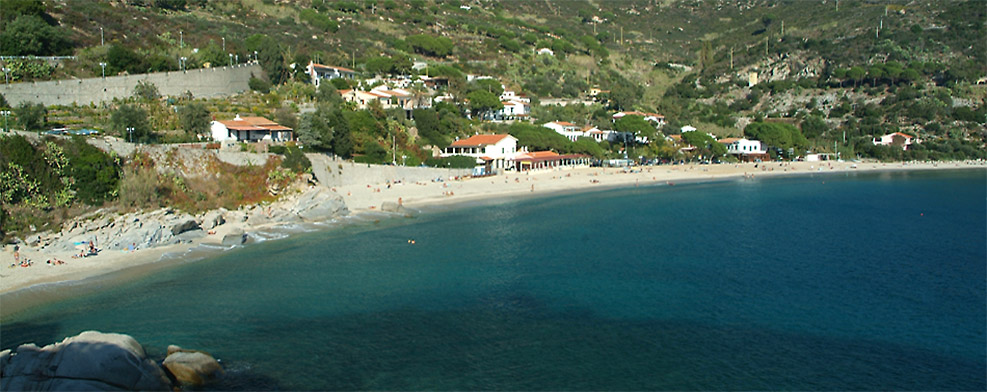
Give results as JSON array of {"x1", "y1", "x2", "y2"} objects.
[{"x1": 1, "y1": 331, "x2": 224, "y2": 390}]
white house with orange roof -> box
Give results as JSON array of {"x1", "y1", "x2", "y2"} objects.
[
  {"x1": 442, "y1": 134, "x2": 521, "y2": 172},
  {"x1": 306, "y1": 62, "x2": 358, "y2": 87},
  {"x1": 873, "y1": 132, "x2": 917, "y2": 150},
  {"x1": 210, "y1": 114, "x2": 293, "y2": 142},
  {"x1": 542, "y1": 121, "x2": 581, "y2": 139}
]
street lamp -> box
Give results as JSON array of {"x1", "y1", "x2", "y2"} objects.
[
  {"x1": 179, "y1": 30, "x2": 183, "y2": 49},
  {"x1": 229, "y1": 53, "x2": 233, "y2": 67},
  {"x1": 254, "y1": 51, "x2": 258, "y2": 63},
  {"x1": 235, "y1": 54, "x2": 238, "y2": 64},
  {"x1": 222, "y1": 37, "x2": 225, "y2": 51},
  {"x1": 100, "y1": 27, "x2": 104, "y2": 46},
  {"x1": 2, "y1": 67, "x2": 9, "y2": 85},
  {"x1": 127, "y1": 127, "x2": 135, "y2": 143},
  {"x1": 180, "y1": 57, "x2": 187, "y2": 72},
  {"x1": 1, "y1": 110, "x2": 10, "y2": 132},
  {"x1": 99, "y1": 62, "x2": 106, "y2": 79}
]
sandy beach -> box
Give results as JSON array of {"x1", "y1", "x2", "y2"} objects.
[{"x1": 2, "y1": 160, "x2": 983, "y2": 307}]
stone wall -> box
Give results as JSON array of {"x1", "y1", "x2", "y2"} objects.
[
  {"x1": 1, "y1": 63, "x2": 261, "y2": 107},
  {"x1": 307, "y1": 153, "x2": 471, "y2": 188}
]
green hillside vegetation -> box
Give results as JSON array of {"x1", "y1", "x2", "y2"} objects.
[{"x1": 1, "y1": 0, "x2": 985, "y2": 239}]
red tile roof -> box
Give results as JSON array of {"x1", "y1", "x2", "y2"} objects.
[
  {"x1": 718, "y1": 137, "x2": 742, "y2": 144},
  {"x1": 218, "y1": 116, "x2": 292, "y2": 131},
  {"x1": 449, "y1": 134, "x2": 512, "y2": 147},
  {"x1": 311, "y1": 63, "x2": 356, "y2": 73}
]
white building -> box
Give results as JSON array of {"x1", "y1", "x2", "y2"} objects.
[
  {"x1": 442, "y1": 134, "x2": 521, "y2": 171},
  {"x1": 872, "y1": 132, "x2": 916, "y2": 150},
  {"x1": 719, "y1": 138, "x2": 766, "y2": 155},
  {"x1": 543, "y1": 121, "x2": 582, "y2": 140},
  {"x1": 306, "y1": 62, "x2": 358, "y2": 87},
  {"x1": 612, "y1": 111, "x2": 666, "y2": 128},
  {"x1": 210, "y1": 115, "x2": 293, "y2": 142},
  {"x1": 340, "y1": 86, "x2": 415, "y2": 110}
]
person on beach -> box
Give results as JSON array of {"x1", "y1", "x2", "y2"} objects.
[{"x1": 13, "y1": 245, "x2": 20, "y2": 264}]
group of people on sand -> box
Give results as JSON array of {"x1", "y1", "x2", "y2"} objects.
[
  {"x1": 72, "y1": 240, "x2": 99, "y2": 259},
  {"x1": 10, "y1": 245, "x2": 32, "y2": 268}
]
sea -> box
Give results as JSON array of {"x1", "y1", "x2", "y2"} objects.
[{"x1": 2, "y1": 169, "x2": 985, "y2": 390}]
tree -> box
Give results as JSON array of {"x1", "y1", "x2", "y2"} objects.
[
  {"x1": 847, "y1": 66, "x2": 865, "y2": 88},
  {"x1": 406, "y1": 34, "x2": 454, "y2": 57},
  {"x1": 133, "y1": 80, "x2": 160, "y2": 102},
  {"x1": 107, "y1": 44, "x2": 147, "y2": 75},
  {"x1": 297, "y1": 105, "x2": 334, "y2": 151},
  {"x1": 178, "y1": 102, "x2": 210, "y2": 137},
  {"x1": 413, "y1": 108, "x2": 445, "y2": 146},
  {"x1": 15, "y1": 101, "x2": 46, "y2": 131},
  {"x1": 613, "y1": 115, "x2": 656, "y2": 141},
  {"x1": 800, "y1": 115, "x2": 829, "y2": 139},
  {"x1": 467, "y1": 90, "x2": 502, "y2": 119},
  {"x1": 328, "y1": 108, "x2": 353, "y2": 157},
  {"x1": 572, "y1": 137, "x2": 605, "y2": 158},
  {"x1": 154, "y1": 0, "x2": 187, "y2": 10},
  {"x1": 110, "y1": 104, "x2": 154, "y2": 143},
  {"x1": 0, "y1": 15, "x2": 72, "y2": 56},
  {"x1": 681, "y1": 131, "x2": 725, "y2": 160},
  {"x1": 314, "y1": 83, "x2": 342, "y2": 105},
  {"x1": 609, "y1": 80, "x2": 641, "y2": 111},
  {"x1": 744, "y1": 121, "x2": 807, "y2": 151}
]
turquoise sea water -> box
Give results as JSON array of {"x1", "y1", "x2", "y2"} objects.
[{"x1": 2, "y1": 169, "x2": 985, "y2": 390}]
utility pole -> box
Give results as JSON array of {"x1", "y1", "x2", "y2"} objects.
[
  {"x1": 730, "y1": 47, "x2": 734, "y2": 70},
  {"x1": 620, "y1": 26, "x2": 624, "y2": 45},
  {"x1": 781, "y1": 20, "x2": 784, "y2": 36},
  {"x1": 100, "y1": 27, "x2": 104, "y2": 46}
]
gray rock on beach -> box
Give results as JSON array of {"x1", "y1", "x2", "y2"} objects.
[
  {"x1": 171, "y1": 219, "x2": 200, "y2": 236},
  {"x1": 200, "y1": 209, "x2": 227, "y2": 230},
  {"x1": 221, "y1": 228, "x2": 247, "y2": 246},
  {"x1": 293, "y1": 187, "x2": 348, "y2": 221},
  {"x1": 0, "y1": 331, "x2": 172, "y2": 391}
]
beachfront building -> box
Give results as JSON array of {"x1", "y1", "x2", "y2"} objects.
[
  {"x1": 719, "y1": 137, "x2": 769, "y2": 162},
  {"x1": 306, "y1": 62, "x2": 359, "y2": 87},
  {"x1": 512, "y1": 151, "x2": 592, "y2": 171},
  {"x1": 872, "y1": 132, "x2": 916, "y2": 150},
  {"x1": 442, "y1": 134, "x2": 521, "y2": 173},
  {"x1": 210, "y1": 115, "x2": 293, "y2": 142}
]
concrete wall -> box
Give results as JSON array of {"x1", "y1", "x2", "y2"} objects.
[
  {"x1": 1, "y1": 64, "x2": 262, "y2": 107},
  {"x1": 307, "y1": 153, "x2": 471, "y2": 188}
]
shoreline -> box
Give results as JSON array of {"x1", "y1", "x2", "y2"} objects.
[{"x1": 2, "y1": 160, "x2": 984, "y2": 319}]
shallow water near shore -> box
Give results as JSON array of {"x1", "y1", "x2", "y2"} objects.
[{"x1": 2, "y1": 169, "x2": 985, "y2": 390}]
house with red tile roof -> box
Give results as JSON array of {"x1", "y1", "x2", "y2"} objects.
[
  {"x1": 442, "y1": 134, "x2": 521, "y2": 173},
  {"x1": 210, "y1": 114, "x2": 293, "y2": 142},
  {"x1": 872, "y1": 132, "x2": 917, "y2": 150},
  {"x1": 612, "y1": 111, "x2": 666, "y2": 127}
]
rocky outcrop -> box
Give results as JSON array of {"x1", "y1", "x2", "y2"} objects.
[
  {"x1": 292, "y1": 187, "x2": 348, "y2": 221},
  {"x1": 162, "y1": 345, "x2": 224, "y2": 387},
  {"x1": 0, "y1": 331, "x2": 172, "y2": 391},
  {"x1": 221, "y1": 228, "x2": 247, "y2": 246},
  {"x1": 171, "y1": 219, "x2": 200, "y2": 236}
]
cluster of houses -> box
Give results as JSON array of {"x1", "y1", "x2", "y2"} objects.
[{"x1": 208, "y1": 61, "x2": 918, "y2": 165}]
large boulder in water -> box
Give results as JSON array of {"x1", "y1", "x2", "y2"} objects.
[
  {"x1": 162, "y1": 347, "x2": 224, "y2": 387},
  {"x1": 0, "y1": 330, "x2": 172, "y2": 391}
]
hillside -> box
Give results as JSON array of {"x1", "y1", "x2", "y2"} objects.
[{"x1": 1, "y1": 0, "x2": 984, "y2": 157}]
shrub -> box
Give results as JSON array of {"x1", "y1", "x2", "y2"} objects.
[
  {"x1": 15, "y1": 101, "x2": 46, "y2": 131},
  {"x1": 249, "y1": 76, "x2": 271, "y2": 93},
  {"x1": 424, "y1": 155, "x2": 477, "y2": 168}
]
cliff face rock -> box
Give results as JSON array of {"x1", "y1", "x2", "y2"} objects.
[
  {"x1": 0, "y1": 331, "x2": 172, "y2": 391},
  {"x1": 292, "y1": 187, "x2": 349, "y2": 221}
]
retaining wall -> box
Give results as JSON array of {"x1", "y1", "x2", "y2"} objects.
[
  {"x1": 307, "y1": 153, "x2": 471, "y2": 188},
  {"x1": 1, "y1": 64, "x2": 262, "y2": 107}
]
